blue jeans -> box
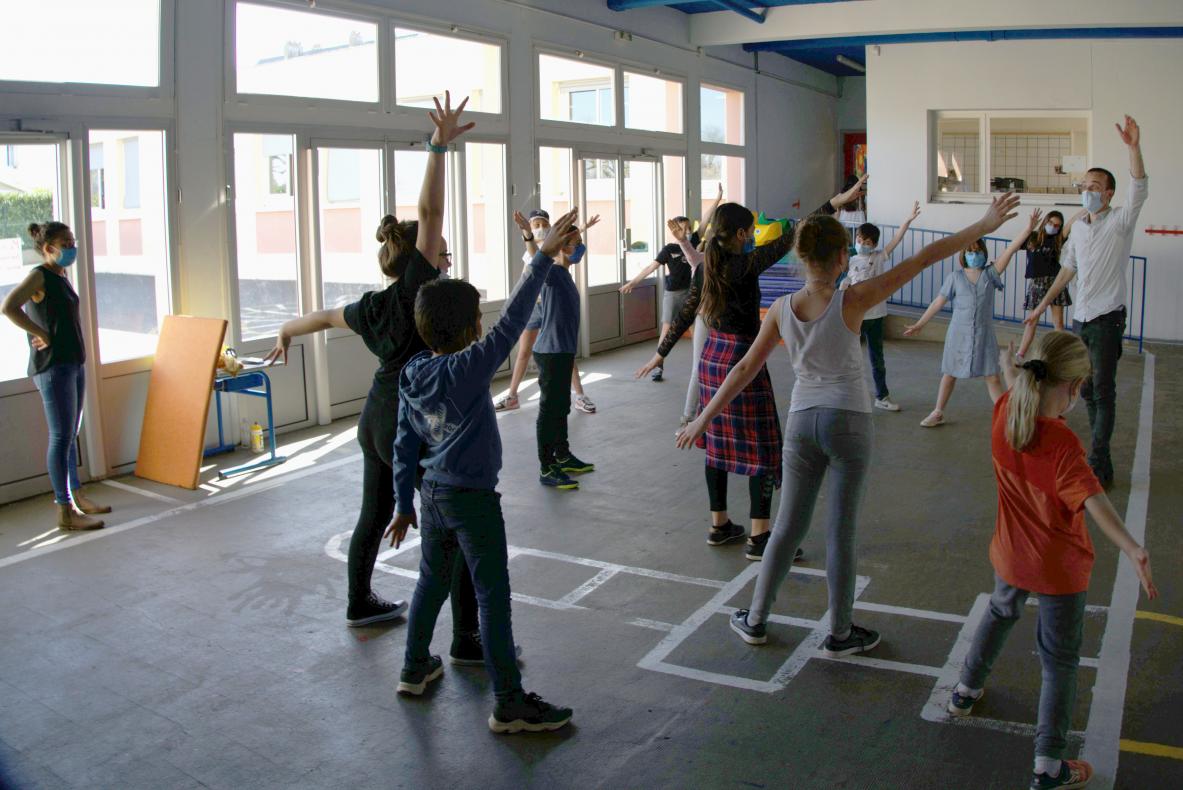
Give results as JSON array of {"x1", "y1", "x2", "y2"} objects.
[
  {"x1": 404, "y1": 481, "x2": 522, "y2": 700},
  {"x1": 33, "y1": 363, "x2": 85, "y2": 504},
  {"x1": 1075, "y1": 308, "x2": 1125, "y2": 480},
  {"x1": 861, "y1": 317, "x2": 889, "y2": 400},
  {"x1": 960, "y1": 575, "x2": 1086, "y2": 760},
  {"x1": 750, "y1": 407, "x2": 873, "y2": 635}
]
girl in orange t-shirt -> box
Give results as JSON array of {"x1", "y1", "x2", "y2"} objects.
[{"x1": 948, "y1": 330, "x2": 1157, "y2": 790}]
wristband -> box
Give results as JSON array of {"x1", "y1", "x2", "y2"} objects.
[
  {"x1": 426, "y1": 141, "x2": 448, "y2": 154},
  {"x1": 522, "y1": 233, "x2": 534, "y2": 242}
]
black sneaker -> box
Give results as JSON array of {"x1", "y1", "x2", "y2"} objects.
[
  {"x1": 651, "y1": 367, "x2": 664, "y2": 382},
  {"x1": 1029, "y1": 759, "x2": 1093, "y2": 789},
  {"x1": 346, "y1": 593, "x2": 408, "y2": 627},
  {"x1": 556, "y1": 454, "x2": 594, "y2": 474},
  {"x1": 449, "y1": 631, "x2": 524, "y2": 666},
  {"x1": 397, "y1": 655, "x2": 443, "y2": 695},
  {"x1": 822, "y1": 624, "x2": 881, "y2": 657},
  {"x1": 539, "y1": 465, "x2": 579, "y2": 489},
  {"x1": 730, "y1": 609, "x2": 767, "y2": 645},
  {"x1": 947, "y1": 687, "x2": 983, "y2": 717},
  {"x1": 707, "y1": 521, "x2": 745, "y2": 546},
  {"x1": 488, "y1": 691, "x2": 573, "y2": 734}
]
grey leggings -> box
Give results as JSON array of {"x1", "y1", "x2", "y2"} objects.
[
  {"x1": 749, "y1": 407, "x2": 873, "y2": 635},
  {"x1": 683, "y1": 315, "x2": 709, "y2": 419}
]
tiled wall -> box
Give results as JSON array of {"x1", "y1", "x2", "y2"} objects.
[
  {"x1": 989, "y1": 133, "x2": 1074, "y2": 194},
  {"x1": 938, "y1": 133, "x2": 979, "y2": 193}
]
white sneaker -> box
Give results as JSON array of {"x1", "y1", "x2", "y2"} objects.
[
  {"x1": 874, "y1": 397, "x2": 901, "y2": 412},
  {"x1": 573, "y1": 393, "x2": 596, "y2": 414}
]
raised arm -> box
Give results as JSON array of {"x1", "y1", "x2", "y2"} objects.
[
  {"x1": 995, "y1": 208, "x2": 1043, "y2": 278},
  {"x1": 882, "y1": 201, "x2": 921, "y2": 259},
  {"x1": 901, "y1": 294, "x2": 948, "y2": 337},
  {"x1": 846, "y1": 192, "x2": 1020, "y2": 316},
  {"x1": 264, "y1": 308, "x2": 348, "y2": 365},
  {"x1": 416, "y1": 91, "x2": 475, "y2": 267},
  {"x1": 701, "y1": 182, "x2": 724, "y2": 233},
  {"x1": 1117, "y1": 115, "x2": 1145, "y2": 180},
  {"x1": 1084, "y1": 493, "x2": 1157, "y2": 599},
  {"x1": 829, "y1": 174, "x2": 867, "y2": 212},
  {"x1": 0, "y1": 266, "x2": 50, "y2": 346},
  {"x1": 513, "y1": 211, "x2": 539, "y2": 257}
]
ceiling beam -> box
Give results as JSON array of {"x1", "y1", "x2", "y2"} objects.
[
  {"x1": 712, "y1": 0, "x2": 766, "y2": 24},
  {"x1": 746, "y1": 26, "x2": 1183, "y2": 52},
  {"x1": 605, "y1": 0, "x2": 685, "y2": 10}
]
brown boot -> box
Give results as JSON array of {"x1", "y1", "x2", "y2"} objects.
[
  {"x1": 71, "y1": 489, "x2": 112, "y2": 515},
  {"x1": 57, "y1": 504, "x2": 104, "y2": 531}
]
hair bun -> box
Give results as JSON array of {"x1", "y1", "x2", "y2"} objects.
[
  {"x1": 375, "y1": 215, "x2": 399, "y2": 243},
  {"x1": 1021, "y1": 359, "x2": 1049, "y2": 381},
  {"x1": 27, "y1": 223, "x2": 43, "y2": 241}
]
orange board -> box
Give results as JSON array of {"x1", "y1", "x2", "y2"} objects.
[{"x1": 134, "y1": 315, "x2": 227, "y2": 489}]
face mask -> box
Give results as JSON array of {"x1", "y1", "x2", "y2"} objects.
[
  {"x1": 965, "y1": 251, "x2": 987, "y2": 269},
  {"x1": 1081, "y1": 190, "x2": 1104, "y2": 214},
  {"x1": 567, "y1": 243, "x2": 586, "y2": 264},
  {"x1": 742, "y1": 237, "x2": 755, "y2": 254},
  {"x1": 55, "y1": 247, "x2": 77, "y2": 267},
  {"x1": 532, "y1": 225, "x2": 550, "y2": 240},
  {"x1": 856, "y1": 243, "x2": 874, "y2": 256},
  {"x1": 1044, "y1": 224, "x2": 1060, "y2": 236}
]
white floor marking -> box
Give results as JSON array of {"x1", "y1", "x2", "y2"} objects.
[
  {"x1": 814, "y1": 654, "x2": 943, "y2": 678},
  {"x1": 627, "y1": 617, "x2": 675, "y2": 632},
  {"x1": 101, "y1": 478, "x2": 183, "y2": 504},
  {"x1": 557, "y1": 568, "x2": 619, "y2": 606},
  {"x1": 1082, "y1": 351, "x2": 1156, "y2": 789},
  {"x1": 853, "y1": 601, "x2": 967, "y2": 624}
]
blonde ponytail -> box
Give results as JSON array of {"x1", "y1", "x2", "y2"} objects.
[{"x1": 1006, "y1": 330, "x2": 1091, "y2": 451}]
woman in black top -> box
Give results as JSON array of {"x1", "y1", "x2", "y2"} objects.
[
  {"x1": 1017, "y1": 209, "x2": 1082, "y2": 359},
  {"x1": 2, "y1": 222, "x2": 110, "y2": 530},
  {"x1": 264, "y1": 94, "x2": 484, "y2": 647}
]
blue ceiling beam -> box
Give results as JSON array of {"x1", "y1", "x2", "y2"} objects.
[
  {"x1": 712, "y1": 0, "x2": 766, "y2": 24},
  {"x1": 745, "y1": 26, "x2": 1183, "y2": 52},
  {"x1": 606, "y1": 0, "x2": 687, "y2": 9}
]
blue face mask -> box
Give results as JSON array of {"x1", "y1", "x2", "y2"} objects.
[
  {"x1": 965, "y1": 251, "x2": 987, "y2": 269},
  {"x1": 855, "y1": 243, "x2": 874, "y2": 256},
  {"x1": 567, "y1": 243, "x2": 586, "y2": 264},
  {"x1": 1044, "y1": 223, "x2": 1060, "y2": 236},
  {"x1": 56, "y1": 247, "x2": 77, "y2": 267},
  {"x1": 1081, "y1": 190, "x2": 1104, "y2": 214},
  {"x1": 742, "y1": 238, "x2": 755, "y2": 254}
]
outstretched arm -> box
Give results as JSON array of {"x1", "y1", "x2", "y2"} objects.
[
  {"x1": 621, "y1": 260, "x2": 662, "y2": 294},
  {"x1": 829, "y1": 174, "x2": 867, "y2": 212},
  {"x1": 1117, "y1": 115, "x2": 1145, "y2": 180},
  {"x1": 700, "y1": 182, "x2": 724, "y2": 233},
  {"x1": 1085, "y1": 493, "x2": 1157, "y2": 599},
  {"x1": 902, "y1": 295, "x2": 948, "y2": 336},
  {"x1": 264, "y1": 308, "x2": 348, "y2": 365},
  {"x1": 882, "y1": 201, "x2": 921, "y2": 259},
  {"x1": 995, "y1": 208, "x2": 1043, "y2": 278},
  {"x1": 416, "y1": 91, "x2": 475, "y2": 267}
]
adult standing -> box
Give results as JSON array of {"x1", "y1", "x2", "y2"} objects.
[{"x1": 1025, "y1": 116, "x2": 1147, "y2": 488}]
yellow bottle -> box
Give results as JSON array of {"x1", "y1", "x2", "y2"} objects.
[{"x1": 250, "y1": 422, "x2": 265, "y2": 453}]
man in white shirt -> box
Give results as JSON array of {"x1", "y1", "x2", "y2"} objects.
[{"x1": 1025, "y1": 116, "x2": 1148, "y2": 487}]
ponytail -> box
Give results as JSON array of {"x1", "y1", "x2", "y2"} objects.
[
  {"x1": 1006, "y1": 330, "x2": 1091, "y2": 451},
  {"x1": 698, "y1": 202, "x2": 753, "y2": 325},
  {"x1": 376, "y1": 215, "x2": 419, "y2": 279},
  {"x1": 27, "y1": 221, "x2": 71, "y2": 253}
]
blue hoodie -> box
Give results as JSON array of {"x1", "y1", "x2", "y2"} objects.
[{"x1": 393, "y1": 252, "x2": 556, "y2": 515}]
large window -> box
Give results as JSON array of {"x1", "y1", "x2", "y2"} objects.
[
  {"x1": 539, "y1": 54, "x2": 615, "y2": 126},
  {"x1": 701, "y1": 83, "x2": 744, "y2": 145},
  {"x1": 89, "y1": 144, "x2": 106, "y2": 209},
  {"x1": 663, "y1": 154, "x2": 686, "y2": 223},
  {"x1": 701, "y1": 154, "x2": 744, "y2": 215},
  {"x1": 395, "y1": 29, "x2": 502, "y2": 114},
  {"x1": 392, "y1": 150, "x2": 452, "y2": 265},
  {"x1": 464, "y1": 143, "x2": 507, "y2": 301},
  {"x1": 584, "y1": 158, "x2": 620, "y2": 287},
  {"x1": 0, "y1": 1, "x2": 159, "y2": 87},
  {"x1": 623, "y1": 160, "x2": 658, "y2": 280},
  {"x1": 623, "y1": 72, "x2": 683, "y2": 134},
  {"x1": 317, "y1": 147, "x2": 384, "y2": 310},
  {"x1": 90, "y1": 130, "x2": 171, "y2": 363},
  {"x1": 232, "y1": 133, "x2": 300, "y2": 341},
  {"x1": 539, "y1": 147, "x2": 573, "y2": 222},
  {"x1": 235, "y1": 2, "x2": 379, "y2": 103}
]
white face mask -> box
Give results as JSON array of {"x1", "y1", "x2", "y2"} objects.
[
  {"x1": 532, "y1": 225, "x2": 550, "y2": 240},
  {"x1": 1081, "y1": 190, "x2": 1105, "y2": 214}
]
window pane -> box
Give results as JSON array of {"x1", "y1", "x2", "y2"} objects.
[
  {"x1": 701, "y1": 154, "x2": 744, "y2": 216},
  {"x1": 700, "y1": 84, "x2": 744, "y2": 145},
  {"x1": 539, "y1": 146, "x2": 572, "y2": 223},
  {"x1": 233, "y1": 133, "x2": 299, "y2": 341},
  {"x1": 90, "y1": 143, "x2": 106, "y2": 209},
  {"x1": 464, "y1": 143, "x2": 507, "y2": 302},
  {"x1": 318, "y1": 147, "x2": 384, "y2": 310},
  {"x1": 584, "y1": 158, "x2": 620, "y2": 287},
  {"x1": 235, "y1": 2, "x2": 378, "y2": 102},
  {"x1": 624, "y1": 72, "x2": 683, "y2": 134},
  {"x1": 988, "y1": 117, "x2": 1088, "y2": 195},
  {"x1": 395, "y1": 29, "x2": 502, "y2": 114},
  {"x1": 90, "y1": 130, "x2": 170, "y2": 363},
  {"x1": 539, "y1": 54, "x2": 615, "y2": 126},
  {"x1": 663, "y1": 154, "x2": 685, "y2": 220},
  {"x1": 393, "y1": 150, "x2": 452, "y2": 270},
  {"x1": 0, "y1": 0, "x2": 158, "y2": 86},
  {"x1": 624, "y1": 160, "x2": 657, "y2": 281},
  {"x1": 0, "y1": 144, "x2": 63, "y2": 382},
  {"x1": 936, "y1": 117, "x2": 981, "y2": 193}
]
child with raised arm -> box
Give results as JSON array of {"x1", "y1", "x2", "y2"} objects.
[
  {"x1": 385, "y1": 208, "x2": 581, "y2": 734},
  {"x1": 947, "y1": 331, "x2": 1157, "y2": 790},
  {"x1": 1016, "y1": 209, "x2": 1085, "y2": 359},
  {"x1": 905, "y1": 208, "x2": 1042, "y2": 428},
  {"x1": 840, "y1": 201, "x2": 921, "y2": 411},
  {"x1": 677, "y1": 194, "x2": 1020, "y2": 655}
]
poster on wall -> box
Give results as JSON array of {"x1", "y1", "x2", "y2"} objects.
[{"x1": 843, "y1": 132, "x2": 867, "y2": 181}]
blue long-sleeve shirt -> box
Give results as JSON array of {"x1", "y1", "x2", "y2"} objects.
[{"x1": 393, "y1": 252, "x2": 556, "y2": 514}]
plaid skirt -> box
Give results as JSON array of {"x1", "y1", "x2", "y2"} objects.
[
  {"x1": 697, "y1": 330, "x2": 783, "y2": 482},
  {"x1": 1024, "y1": 275, "x2": 1073, "y2": 310}
]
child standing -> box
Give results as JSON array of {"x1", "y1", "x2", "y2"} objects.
[
  {"x1": 905, "y1": 210, "x2": 1037, "y2": 427},
  {"x1": 385, "y1": 208, "x2": 581, "y2": 733},
  {"x1": 841, "y1": 201, "x2": 921, "y2": 411},
  {"x1": 1016, "y1": 210, "x2": 1084, "y2": 360},
  {"x1": 948, "y1": 331, "x2": 1157, "y2": 790}
]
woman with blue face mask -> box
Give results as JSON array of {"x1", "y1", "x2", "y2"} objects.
[
  {"x1": 1, "y1": 221, "x2": 110, "y2": 530},
  {"x1": 903, "y1": 215, "x2": 1029, "y2": 428}
]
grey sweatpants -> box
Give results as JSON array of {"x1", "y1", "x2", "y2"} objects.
[{"x1": 749, "y1": 407, "x2": 873, "y2": 636}]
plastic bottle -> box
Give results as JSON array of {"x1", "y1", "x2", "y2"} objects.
[{"x1": 250, "y1": 422, "x2": 265, "y2": 453}]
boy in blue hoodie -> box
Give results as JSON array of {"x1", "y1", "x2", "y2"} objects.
[{"x1": 385, "y1": 208, "x2": 580, "y2": 734}]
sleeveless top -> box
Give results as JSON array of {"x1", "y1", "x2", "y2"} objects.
[
  {"x1": 779, "y1": 289, "x2": 871, "y2": 414},
  {"x1": 26, "y1": 265, "x2": 85, "y2": 376}
]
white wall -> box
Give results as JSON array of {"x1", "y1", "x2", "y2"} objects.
[{"x1": 866, "y1": 38, "x2": 1183, "y2": 341}]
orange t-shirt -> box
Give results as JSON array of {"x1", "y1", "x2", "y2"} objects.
[{"x1": 989, "y1": 391, "x2": 1104, "y2": 595}]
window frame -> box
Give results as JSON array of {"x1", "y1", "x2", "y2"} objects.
[{"x1": 389, "y1": 21, "x2": 509, "y2": 124}]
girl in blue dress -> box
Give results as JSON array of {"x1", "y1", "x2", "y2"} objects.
[{"x1": 904, "y1": 209, "x2": 1041, "y2": 427}]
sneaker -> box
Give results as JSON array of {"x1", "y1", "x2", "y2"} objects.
[
  {"x1": 947, "y1": 687, "x2": 983, "y2": 717},
  {"x1": 539, "y1": 465, "x2": 579, "y2": 490},
  {"x1": 346, "y1": 593, "x2": 409, "y2": 627},
  {"x1": 707, "y1": 521, "x2": 745, "y2": 546},
  {"x1": 397, "y1": 655, "x2": 443, "y2": 695},
  {"x1": 573, "y1": 393, "x2": 597, "y2": 414},
  {"x1": 730, "y1": 609, "x2": 767, "y2": 645},
  {"x1": 489, "y1": 691, "x2": 573, "y2": 734},
  {"x1": 1030, "y1": 759, "x2": 1093, "y2": 789},
  {"x1": 874, "y1": 397, "x2": 901, "y2": 412},
  {"x1": 449, "y1": 631, "x2": 525, "y2": 666},
  {"x1": 494, "y1": 394, "x2": 520, "y2": 412},
  {"x1": 920, "y1": 409, "x2": 945, "y2": 428},
  {"x1": 822, "y1": 624, "x2": 881, "y2": 657},
  {"x1": 556, "y1": 454, "x2": 594, "y2": 474},
  {"x1": 651, "y1": 367, "x2": 664, "y2": 382},
  {"x1": 744, "y1": 533, "x2": 805, "y2": 562}
]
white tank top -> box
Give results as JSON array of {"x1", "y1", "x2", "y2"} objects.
[{"x1": 779, "y1": 289, "x2": 872, "y2": 414}]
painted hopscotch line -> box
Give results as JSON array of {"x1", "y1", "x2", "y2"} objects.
[
  {"x1": 1134, "y1": 610, "x2": 1183, "y2": 628},
  {"x1": 1118, "y1": 738, "x2": 1183, "y2": 761}
]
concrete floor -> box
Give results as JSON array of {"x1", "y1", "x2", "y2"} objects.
[{"x1": 1, "y1": 330, "x2": 1180, "y2": 790}]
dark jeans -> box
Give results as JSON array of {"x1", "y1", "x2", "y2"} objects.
[
  {"x1": 404, "y1": 481, "x2": 522, "y2": 700},
  {"x1": 960, "y1": 575, "x2": 1086, "y2": 760},
  {"x1": 33, "y1": 362, "x2": 85, "y2": 504},
  {"x1": 1075, "y1": 308, "x2": 1125, "y2": 479},
  {"x1": 351, "y1": 393, "x2": 477, "y2": 633},
  {"x1": 704, "y1": 466, "x2": 774, "y2": 519},
  {"x1": 534, "y1": 351, "x2": 574, "y2": 468},
  {"x1": 860, "y1": 317, "x2": 889, "y2": 400}
]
